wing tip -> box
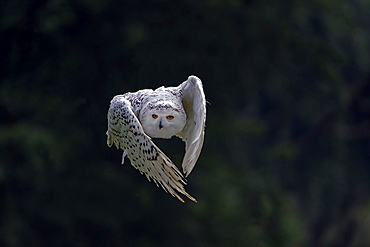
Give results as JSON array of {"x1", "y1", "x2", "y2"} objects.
[
  {"x1": 188, "y1": 195, "x2": 197, "y2": 203},
  {"x1": 183, "y1": 170, "x2": 192, "y2": 178},
  {"x1": 177, "y1": 190, "x2": 197, "y2": 203},
  {"x1": 188, "y1": 75, "x2": 200, "y2": 84}
]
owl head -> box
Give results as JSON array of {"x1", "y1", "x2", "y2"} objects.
[{"x1": 140, "y1": 102, "x2": 186, "y2": 139}]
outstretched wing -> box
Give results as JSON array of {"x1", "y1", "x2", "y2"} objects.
[
  {"x1": 179, "y1": 76, "x2": 206, "y2": 177},
  {"x1": 106, "y1": 95, "x2": 196, "y2": 203}
]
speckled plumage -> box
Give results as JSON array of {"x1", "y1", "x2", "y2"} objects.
[{"x1": 106, "y1": 75, "x2": 206, "y2": 202}]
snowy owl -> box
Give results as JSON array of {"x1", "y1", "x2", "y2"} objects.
[{"x1": 106, "y1": 75, "x2": 206, "y2": 202}]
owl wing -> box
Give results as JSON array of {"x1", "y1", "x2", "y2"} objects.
[
  {"x1": 106, "y1": 95, "x2": 196, "y2": 203},
  {"x1": 179, "y1": 75, "x2": 206, "y2": 177}
]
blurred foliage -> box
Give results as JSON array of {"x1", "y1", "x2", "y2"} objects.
[{"x1": 1, "y1": 0, "x2": 370, "y2": 246}]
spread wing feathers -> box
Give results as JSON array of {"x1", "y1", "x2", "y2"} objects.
[
  {"x1": 179, "y1": 75, "x2": 206, "y2": 177},
  {"x1": 106, "y1": 96, "x2": 197, "y2": 203}
]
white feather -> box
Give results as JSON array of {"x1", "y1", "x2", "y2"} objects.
[
  {"x1": 179, "y1": 76, "x2": 206, "y2": 177},
  {"x1": 106, "y1": 95, "x2": 197, "y2": 203},
  {"x1": 106, "y1": 75, "x2": 206, "y2": 202}
]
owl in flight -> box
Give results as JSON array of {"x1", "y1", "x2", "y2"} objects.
[{"x1": 106, "y1": 75, "x2": 206, "y2": 202}]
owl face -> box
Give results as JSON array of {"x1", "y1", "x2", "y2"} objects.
[{"x1": 140, "y1": 105, "x2": 186, "y2": 139}]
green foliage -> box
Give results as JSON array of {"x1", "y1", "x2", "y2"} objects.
[{"x1": 1, "y1": 0, "x2": 370, "y2": 246}]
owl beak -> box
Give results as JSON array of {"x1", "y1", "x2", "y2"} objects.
[{"x1": 159, "y1": 120, "x2": 163, "y2": 129}]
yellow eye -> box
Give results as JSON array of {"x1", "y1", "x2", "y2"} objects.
[
  {"x1": 166, "y1": 115, "x2": 174, "y2": 120},
  {"x1": 152, "y1": 114, "x2": 158, "y2": 119}
]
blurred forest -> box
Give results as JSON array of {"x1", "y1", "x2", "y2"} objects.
[{"x1": 1, "y1": 0, "x2": 370, "y2": 246}]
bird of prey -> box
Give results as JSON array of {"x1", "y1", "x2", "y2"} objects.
[{"x1": 106, "y1": 75, "x2": 206, "y2": 202}]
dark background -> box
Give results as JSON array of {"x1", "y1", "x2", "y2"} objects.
[{"x1": 1, "y1": 0, "x2": 370, "y2": 246}]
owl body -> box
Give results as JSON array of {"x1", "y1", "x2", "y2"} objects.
[{"x1": 106, "y1": 76, "x2": 206, "y2": 202}]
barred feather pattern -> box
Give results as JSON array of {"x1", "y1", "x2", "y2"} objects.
[
  {"x1": 107, "y1": 95, "x2": 197, "y2": 203},
  {"x1": 106, "y1": 75, "x2": 205, "y2": 203}
]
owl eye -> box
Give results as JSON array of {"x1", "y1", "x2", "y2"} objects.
[
  {"x1": 152, "y1": 114, "x2": 158, "y2": 119},
  {"x1": 166, "y1": 115, "x2": 174, "y2": 120}
]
